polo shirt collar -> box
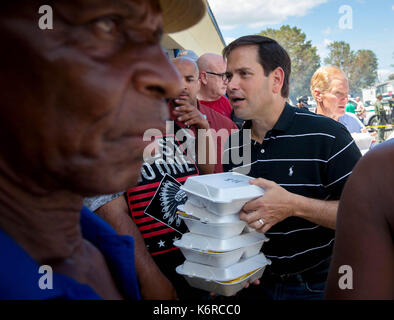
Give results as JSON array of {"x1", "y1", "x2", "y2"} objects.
[{"x1": 242, "y1": 103, "x2": 295, "y2": 133}]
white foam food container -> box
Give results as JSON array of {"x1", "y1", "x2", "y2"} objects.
[
  {"x1": 351, "y1": 132, "x2": 374, "y2": 152},
  {"x1": 174, "y1": 231, "x2": 268, "y2": 253},
  {"x1": 179, "y1": 266, "x2": 266, "y2": 297},
  {"x1": 181, "y1": 172, "x2": 264, "y2": 215},
  {"x1": 177, "y1": 266, "x2": 266, "y2": 297},
  {"x1": 176, "y1": 254, "x2": 271, "y2": 296},
  {"x1": 175, "y1": 238, "x2": 266, "y2": 267},
  {"x1": 177, "y1": 215, "x2": 246, "y2": 240},
  {"x1": 177, "y1": 253, "x2": 270, "y2": 281},
  {"x1": 178, "y1": 203, "x2": 241, "y2": 223}
]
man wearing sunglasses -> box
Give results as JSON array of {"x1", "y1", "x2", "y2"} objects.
[{"x1": 197, "y1": 53, "x2": 233, "y2": 119}]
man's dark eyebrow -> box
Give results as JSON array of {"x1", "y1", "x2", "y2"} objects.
[
  {"x1": 226, "y1": 67, "x2": 252, "y2": 74},
  {"x1": 235, "y1": 67, "x2": 253, "y2": 72}
]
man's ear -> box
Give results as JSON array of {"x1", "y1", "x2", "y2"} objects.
[
  {"x1": 197, "y1": 78, "x2": 201, "y2": 91},
  {"x1": 200, "y1": 72, "x2": 208, "y2": 85},
  {"x1": 314, "y1": 88, "x2": 323, "y2": 103},
  {"x1": 271, "y1": 67, "x2": 285, "y2": 95}
]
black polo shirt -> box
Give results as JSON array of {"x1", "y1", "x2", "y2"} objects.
[{"x1": 223, "y1": 103, "x2": 361, "y2": 275}]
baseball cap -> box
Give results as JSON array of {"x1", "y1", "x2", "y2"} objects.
[
  {"x1": 160, "y1": 0, "x2": 206, "y2": 33},
  {"x1": 297, "y1": 96, "x2": 308, "y2": 103},
  {"x1": 376, "y1": 93, "x2": 382, "y2": 98},
  {"x1": 177, "y1": 49, "x2": 199, "y2": 61}
]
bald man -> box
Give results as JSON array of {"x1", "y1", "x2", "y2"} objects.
[
  {"x1": 170, "y1": 57, "x2": 238, "y2": 173},
  {"x1": 197, "y1": 53, "x2": 233, "y2": 118}
]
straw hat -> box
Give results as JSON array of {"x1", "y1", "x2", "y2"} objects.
[{"x1": 160, "y1": 0, "x2": 206, "y2": 33}]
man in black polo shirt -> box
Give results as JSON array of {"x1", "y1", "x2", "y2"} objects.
[{"x1": 222, "y1": 35, "x2": 361, "y2": 300}]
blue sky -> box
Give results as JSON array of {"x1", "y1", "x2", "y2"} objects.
[{"x1": 209, "y1": 0, "x2": 394, "y2": 82}]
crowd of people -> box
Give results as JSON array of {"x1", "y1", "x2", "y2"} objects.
[{"x1": 0, "y1": 0, "x2": 392, "y2": 300}]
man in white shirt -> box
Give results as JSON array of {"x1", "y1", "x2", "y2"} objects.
[{"x1": 355, "y1": 96, "x2": 366, "y2": 124}]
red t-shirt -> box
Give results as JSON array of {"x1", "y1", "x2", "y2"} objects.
[
  {"x1": 126, "y1": 122, "x2": 209, "y2": 299},
  {"x1": 199, "y1": 96, "x2": 233, "y2": 119},
  {"x1": 127, "y1": 124, "x2": 199, "y2": 256},
  {"x1": 170, "y1": 101, "x2": 238, "y2": 173}
]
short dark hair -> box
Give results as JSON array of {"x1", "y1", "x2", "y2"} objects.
[{"x1": 223, "y1": 35, "x2": 291, "y2": 98}]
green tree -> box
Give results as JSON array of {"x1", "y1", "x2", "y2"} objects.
[
  {"x1": 325, "y1": 41, "x2": 378, "y2": 96},
  {"x1": 258, "y1": 25, "x2": 320, "y2": 102},
  {"x1": 324, "y1": 41, "x2": 355, "y2": 80},
  {"x1": 349, "y1": 49, "x2": 378, "y2": 96},
  {"x1": 388, "y1": 74, "x2": 394, "y2": 81}
]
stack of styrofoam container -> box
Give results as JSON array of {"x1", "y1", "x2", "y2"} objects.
[{"x1": 174, "y1": 172, "x2": 271, "y2": 297}]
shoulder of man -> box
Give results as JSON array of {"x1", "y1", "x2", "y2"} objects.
[
  {"x1": 293, "y1": 109, "x2": 360, "y2": 156},
  {"x1": 215, "y1": 96, "x2": 233, "y2": 109},
  {"x1": 293, "y1": 107, "x2": 349, "y2": 133},
  {"x1": 219, "y1": 95, "x2": 232, "y2": 104},
  {"x1": 198, "y1": 101, "x2": 238, "y2": 130}
]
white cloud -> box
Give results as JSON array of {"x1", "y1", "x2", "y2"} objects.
[
  {"x1": 392, "y1": 4, "x2": 394, "y2": 10},
  {"x1": 316, "y1": 38, "x2": 333, "y2": 61},
  {"x1": 209, "y1": 0, "x2": 328, "y2": 29},
  {"x1": 220, "y1": 25, "x2": 237, "y2": 31},
  {"x1": 224, "y1": 37, "x2": 236, "y2": 45},
  {"x1": 378, "y1": 69, "x2": 393, "y2": 82}
]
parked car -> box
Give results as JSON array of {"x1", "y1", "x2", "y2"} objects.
[{"x1": 346, "y1": 98, "x2": 386, "y2": 128}]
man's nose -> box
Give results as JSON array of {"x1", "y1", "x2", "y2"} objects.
[
  {"x1": 182, "y1": 78, "x2": 189, "y2": 90},
  {"x1": 227, "y1": 76, "x2": 239, "y2": 91},
  {"x1": 132, "y1": 47, "x2": 182, "y2": 100}
]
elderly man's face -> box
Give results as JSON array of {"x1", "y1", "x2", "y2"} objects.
[
  {"x1": 320, "y1": 75, "x2": 349, "y2": 120},
  {"x1": 0, "y1": 0, "x2": 182, "y2": 195}
]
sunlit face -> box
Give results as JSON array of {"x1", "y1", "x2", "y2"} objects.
[
  {"x1": 0, "y1": 0, "x2": 182, "y2": 195},
  {"x1": 320, "y1": 75, "x2": 349, "y2": 120},
  {"x1": 226, "y1": 45, "x2": 274, "y2": 120},
  {"x1": 172, "y1": 59, "x2": 200, "y2": 106}
]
